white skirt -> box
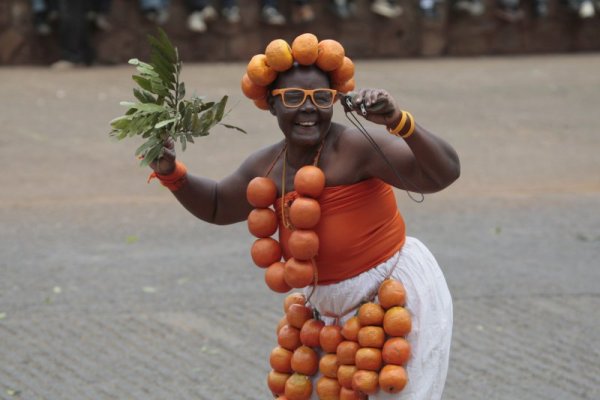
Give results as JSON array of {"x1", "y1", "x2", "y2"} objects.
[{"x1": 303, "y1": 237, "x2": 453, "y2": 400}]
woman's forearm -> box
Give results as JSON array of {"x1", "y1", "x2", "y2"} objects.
[{"x1": 170, "y1": 174, "x2": 220, "y2": 223}]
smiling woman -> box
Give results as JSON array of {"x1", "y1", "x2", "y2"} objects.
[{"x1": 145, "y1": 33, "x2": 460, "y2": 400}]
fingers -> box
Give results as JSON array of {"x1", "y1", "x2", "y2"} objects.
[{"x1": 354, "y1": 89, "x2": 391, "y2": 112}]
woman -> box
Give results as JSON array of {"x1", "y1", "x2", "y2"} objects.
[{"x1": 149, "y1": 42, "x2": 459, "y2": 400}]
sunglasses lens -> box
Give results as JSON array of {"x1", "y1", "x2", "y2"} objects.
[
  {"x1": 283, "y1": 90, "x2": 305, "y2": 107},
  {"x1": 313, "y1": 90, "x2": 334, "y2": 107}
]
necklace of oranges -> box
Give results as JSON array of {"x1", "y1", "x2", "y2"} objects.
[{"x1": 246, "y1": 141, "x2": 325, "y2": 295}]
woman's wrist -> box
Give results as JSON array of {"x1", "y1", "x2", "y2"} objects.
[
  {"x1": 148, "y1": 160, "x2": 188, "y2": 191},
  {"x1": 387, "y1": 110, "x2": 416, "y2": 139}
]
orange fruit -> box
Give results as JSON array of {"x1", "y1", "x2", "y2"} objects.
[
  {"x1": 246, "y1": 176, "x2": 277, "y2": 208},
  {"x1": 265, "y1": 38, "x2": 294, "y2": 72},
  {"x1": 271, "y1": 346, "x2": 294, "y2": 373},
  {"x1": 357, "y1": 302, "x2": 385, "y2": 326},
  {"x1": 284, "y1": 292, "x2": 306, "y2": 313},
  {"x1": 268, "y1": 370, "x2": 291, "y2": 396},
  {"x1": 241, "y1": 73, "x2": 268, "y2": 100},
  {"x1": 378, "y1": 278, "x2": 407, "y2": 309},
  {"x1": 320, "y1": 325, "x2": 344, "y2": 353},
  {"x1": 336, "y1": 341, "x2": 359, "y2": 365},
  {"x1": 294, "y1": 165, "x2": 326, "y2": 198},
  {"x1": 340, "y1": 386, "x2": 367, "y2": 400},
  {"x1": 341, "y1": 316, "x2": 361, "y2": 341},
  {"x1": 316, "y1": 376, "x2": 342, "y2": 400},
  {"x1": 357, "y1": 326, "x2": 385, "y2": 349},
  {"x1": 253, "y1": 96, "x2": 270, "y2": 110},
  {"x1": 284, "y1": 258, "x2": 315, "y2": 288},
  {"x1": 383, "y1": 306, "x2": 412, "y2": 337},
  {"x1": 289, "y1": 197, "x2": 321, "y2": 229},
  {"x1": 291, "y1": 345, "x2": 319, "y2": 376},
  {"x1": 266, "y1": 262, "x2": 292, "y2": 293},
  {"x1": 333, "y1": 78, "x2": 355, "y2": 94},
  {"x1": 291, "y1": 33, "x2": 319, "y2": 66},
  {"x1": 247, "y1": 54, "x2": 277, "y2": 86},
  {"x1": 337, "y1": 364, "x2": 358, "y2": 389},
  {"x1": 278, "y1": 324, "x2": 302, "y2": 351},
  {"x1": 379, "y1": 365, "x2": 408, "y2": 394},
  {"x1": 351, "y1": 370, "x2": 379, "y2": 395},
  {"x1": 288, "y1": 230, "x2": 319, "y2": 260},
  {"x1": 355, "y1": 348, "x2": 382, "y2": 372},
  {"x1": 299, "y1": 318, "x2": 324, "y2": 347},
  {"x1": 382, "y1": 337, "x2": 411, "y2": 366},
  {"x1": 330, "y1": 57, "x2": 354, "y2": 84},
  {"x1": 286, "y1": 303, "x2": 313, "y2": 329},
  {"x1": 319, "y1": 353, "x2": 339, "y2": 378},
  {"x1": 316, "y1": 39, "x2": 345, "y2": 72},
  {"x1": 285, "y1": 373, "x2": 313, "y2": 400},
  {"x1": 247, "y1": 208, "x2": 278, "y2": 238},
  {"x1": 277, "y1": 315, "x2": 289, "y2": 335},
  {"x1": 251, "y1": 237, "x2": 282, "y2": 268}
]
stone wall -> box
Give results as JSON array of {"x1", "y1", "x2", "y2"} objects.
[{"x1": 1, "y1": 0, "x2": 599, "y2": 65}]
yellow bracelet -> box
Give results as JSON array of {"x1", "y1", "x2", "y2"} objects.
[
  {"x1": 401, "y1": 112, "x2": 416, "y2": 139},
  {"x1": 388, "y1": 110, "x2": 408, "y2": 136}
]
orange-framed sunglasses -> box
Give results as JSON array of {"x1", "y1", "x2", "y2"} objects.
[{"x1": 271, "y1": 88, "x2": 338, "y2": 109}]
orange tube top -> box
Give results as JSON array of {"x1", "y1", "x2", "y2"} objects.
[{"x1": 275, "y1": 178, "x2": 406, "y2": 285}]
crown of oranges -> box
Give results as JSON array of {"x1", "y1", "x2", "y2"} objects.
[{"x1": 241, "y1": 33, "x2": 356, "y2": 110}]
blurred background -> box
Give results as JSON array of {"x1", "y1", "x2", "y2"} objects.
[
  {"x1": 1, "y1": 1, "x2": 600, "y2": 400},
  {"x1": 1, "y1": 0, "x2": 599, "y2": 66}
]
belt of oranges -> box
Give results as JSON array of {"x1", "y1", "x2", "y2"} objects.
[{"x1": 241, "y1": 33, "x2": 356, "y2": 110}]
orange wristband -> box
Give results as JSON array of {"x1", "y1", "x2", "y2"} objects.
[{"x1": 147, "y1": 161, "x2": 188, "y2": 191}]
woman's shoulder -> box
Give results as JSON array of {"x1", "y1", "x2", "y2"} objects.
[{"x1": 239, "y1": 140, "x2": 286, "y2": 176}]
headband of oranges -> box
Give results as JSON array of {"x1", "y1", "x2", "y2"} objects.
[{"x1": 241, "y1": 33, "x2": 356, "y2": 110}]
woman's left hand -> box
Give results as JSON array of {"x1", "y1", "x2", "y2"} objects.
[{"x1": 344, "y1": 89, "x2": 402, "y2": 127}]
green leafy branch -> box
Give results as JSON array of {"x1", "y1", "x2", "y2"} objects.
[{"x1": 109, "y1": 28, "x2": 245, "y2": 167}]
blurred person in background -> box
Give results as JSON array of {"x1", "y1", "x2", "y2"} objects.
[
  {"x1": 186, "y1": 0, "x2": 219, "y2": 32},
  {"x1": 140, "y1": 0, "x2": 170, "y2": 24},
  {"x1": 291, "y1": 0, "x2": 316, "y2": 24},
  {"x1": 495, "y1": 0, "x2": 550, "y2": 20},
  {"x1": 87, "y1": 0, "x2": 112, "y2": 31},
  {"x1": 495, "y1": 0, "x2": 524, "y2": 21},
  {"x1": 31, "y1": 0, "x2": 58, "y2": 35},
  {"x1": 52, "y1": 0, "x2": 94, "y2": 68},
  {"x1": 452, "y1": 0, "x2": 485, "y2": 16},
  {"x1": 567, "y1": 0, "x2": 596, "y2": 17},
  {"x1": 419, "y1": 0, "x2": 441, "y2": 18},
  {"x1": 330, "y1": 0, "x2": 354, "y2": 19},
  {"x1": 371, "y1": 0, "x2": 403, "y2": 17},
  {"x1": 260, "y1": 0, "x2": 315, "y2": 25}
]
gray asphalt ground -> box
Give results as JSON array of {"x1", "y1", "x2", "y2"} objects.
[{"x1": 1, "y1": 54, "x2": 599, "y2": 400}]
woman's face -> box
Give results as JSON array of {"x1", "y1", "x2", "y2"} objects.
[{"x1": 270, "y1": 65, "x2": 334, "y2": 148}]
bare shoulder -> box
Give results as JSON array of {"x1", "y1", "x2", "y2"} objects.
[{"x1": 237, "y1": 140, "x2": 287, "y2": 178}]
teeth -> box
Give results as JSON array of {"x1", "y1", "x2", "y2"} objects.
[{"x1": 298, "y1": 122, "x2": 316, "y2": 127}]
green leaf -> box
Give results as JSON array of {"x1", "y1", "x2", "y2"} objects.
[
  {"x1": 220, "y1": 123, "x2": 247, "y2": 134},
  {"x1": 132, "y1": 75, "x2": 154, "y2": 92},
  {"x1": 129, "y1": 103, "x2": 167, "y2": 113},
  {"x1": 178, "y1": 82, "x2": 186, "y2": 101},
  {"x1": 148, "y1": 28, "x2": 177, "y2": 64},
  {"x1": 214, "y1": 95, "x2": 228, "y2": 121},
  {"x1": 133, "y1": 88, "x2": 156, "y2": 104},
  {"x1": 155, "y1": 118, "x2": 178, "y2": 129}
]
